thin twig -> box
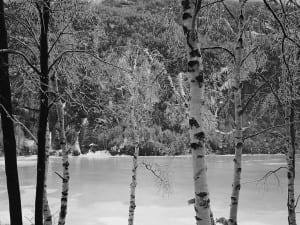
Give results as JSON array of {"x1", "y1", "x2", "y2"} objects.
[
  {"x1": 243, "y1": 166, "x2": 287, "y2": 185},
  {"x1": 295, "y1": 195, "x2": 300, "y2": 208},
  {"x1": 263, "y1": 0, "x2": 300, "y2": 48},
  {"x1": 241, "y1": 46, "x2": 259, "y2": 65},
  {"x1": 54, "y1": 172, "x2": 64, "y2": 180},
  {"x1": 222, "y1": 1, "x2": 236, "y2": 21}
]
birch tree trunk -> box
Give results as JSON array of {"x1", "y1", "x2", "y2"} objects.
[
  {"x1": 181, "y1": 1, "x2": 213, "y2": 224},
  {"x1": 43, "y1": 123, "x2": 52, "y2": 225},
  {"x1": 284, "y1": 57, "x2": 297, "y2": 225},
  {"x1": 228, "y1": 1, "x2": 245, "y2": 225},
  {"x1": 286, "y1": 103, "x2": 297, "y2": 225},
  {"x1": 51, "y1": 72, "x2": 70, "y2": 225},
  {"x1": 0, "y1": 1, "x2": 23, "y2": 224},
  {"x1": 128, "y1": 107, "x2": 139, "y2": 225}
]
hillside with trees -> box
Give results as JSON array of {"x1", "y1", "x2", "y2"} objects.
[
  {"x1": 0, "y1": 0, "x2": 299, "y2": 225},
  {"x1": 1, "y1": 0, "x2": 299, "y2": 157}
]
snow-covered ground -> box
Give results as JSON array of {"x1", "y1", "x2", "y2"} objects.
[{"x1": 0, "y1": 155, "x2": 299, "y2": 225}]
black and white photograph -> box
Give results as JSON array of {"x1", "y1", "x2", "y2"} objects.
[{"x1": 0, "y1": 0, "x2": 299, "y2": 225}]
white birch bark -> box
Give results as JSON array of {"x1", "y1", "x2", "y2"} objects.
[
  {"x1": 127, "y1": 50, "x2": 140, "y2": 225},
  {"x1": 181, "y1": 1, "x2": 213, "y2": 224},
  {"x1": 50, "y1": 72, "x2": 69, "y2": 225},
  {"x1": 57, "y1": 102, "x2": 69, "y2": 225},
  {"x1": 286, "y1": 105, "x2": 297, "y2": 225},
  {"x1": 57, "y1": 98, "x2": 69, "y2": 225},
  {"x1": 128, "y1": 107, "x2": 139, "y2": 225},
  {"x1": 43, "y1": 123, "x2": 52, "y2": 225},
  {"x1": 284, "y1": 55, "x2": 297, "y2": 225},
  {"x1": 228, "y1": 2, "x2": 246, "y2": 225}
]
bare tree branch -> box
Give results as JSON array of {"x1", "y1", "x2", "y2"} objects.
[
  {"x1": 8, "y1": 36, "x2": 38, "y2": 58},
  {"x1": 258, "y1": 73, "x2": 283, "y2": 107},
  {"x1": 243, "y1": 121, "x2": 300, "y2": 140},
  {"x1": 0, "y1": 104, "x2": 37, "y2": 143},
  {"x1": 241, "y1": 82, "x2": 267, "y2": 115},
  {"x1": 222, "y1": 1, "x2": 236, "y2": 21},
  {"x1": 295, "y1": 195, "x2": 300, "y2": 208},
  {"x1": 241, "y1": 73, "x2": 278, "y2": 114},
  {"x1": 0, "y1": 49, "x2": 40, "y2": 74},
  {"x1": 48, "y1": 1, "x2": 77, "y2": 54},
  {"x1": 263, "y1": 0, "x2": 300, "y2": 49},
  {"x1": 140, "y1": 161, "x2": 171, "y2": 194},
  {"x1": 242, "y1": 166, "x2": 287, "y2": 187},
  {"x1": 241, "y1": 46, "x2": 259, "y2": 65},
  {"x1": 54, "y1": 172, "x2": 64, "y2": 181},
  {"x1": 201, "y1": 46, "x2": 235, "y2": 60}
]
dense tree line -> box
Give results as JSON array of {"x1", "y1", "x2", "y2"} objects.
[{"x1": 0, "y1": 0, "x2": 298, "y2": 157}]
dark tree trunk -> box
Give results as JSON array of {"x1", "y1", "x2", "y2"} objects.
[
  {"x1": 35, "y1": 1, "x2": 50, "y2": 225},
  {"x1": 0, "y1": 1, "x2": 23, "y2": 224}
]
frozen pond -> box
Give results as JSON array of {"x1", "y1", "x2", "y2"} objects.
[{"x1": 0, "y1": 154, "x2": 299, "y2": 225}]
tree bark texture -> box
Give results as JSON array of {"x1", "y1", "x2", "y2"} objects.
[
  {"x1": 286, "y1": 104, "x2": 297, "y2": 225},
  {"x1": 51, "y1": 72, "x2": 70, "y2": 225},
  {"x1": 285, "y1": 60, "x2": 297, "y2": 225},
  {"x1": 43, "y1": 123, "x2": 52, "y2": 225},
  {"x1": 0, "y1": 1, "x2": 23, "y2": 224},
  {"x1": 35, "y1": 1, "x2": 50, "y2": 225},
  {"x1": 181, "y1": 1, "x2": 213, "y2": 225},
  {"x1": 128, "y1": 107, "x2": 139, "y2": 225},
  {"x1": 228, "y1": 1, "x2": 246, "y2": 225}
]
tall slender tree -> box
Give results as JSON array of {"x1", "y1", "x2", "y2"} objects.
[
  {"x1": 261, "y1": 1, "x2": 299, "y2": 224},
  {"x1": 228, "y1": 1, "x2": 246, "y2": 225},
  {"x1": 181, "y1": 1, "x2": 213, "y2": 224},
  {"x1": 35, "y1": 1, "x2": 51, "y2": 224},
  {"x1": 0, "y1": 1, "x2": 23, "y2": 225},
  {"x1": 43, "y1": 123, "x2": 52, "y2": 225},
  {"x1": 285, "y1": 70, "x2": 297, "y2": 225},
  {"x1": 283, "y1": 47, "x2": 297, "y2": 225},
  {"x1": 50, "y1": 70, "x2": 70, "y2": 225},
  {"x1": 127, "y1": 50, "x2": 140, "y2": 225},
  {"x1": 128, "y1": 106, "x2": 139, "y2": 225}
]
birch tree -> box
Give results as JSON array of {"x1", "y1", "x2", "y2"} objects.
[
  {"x1": 261, "y1": 1, "x2": 299, "y2": 224},
  {"x1": 228, "y1": 1, "x2": 246, "y2": 225},
  {"x1": 50, "y1": 70, "x2": 70, "y2": 225},
  {"x1": 181, "y1": 1, "x2": 213, "y2": 224},
  {"x1": 126, "y1": 50, "x2": 144, "y2": 225},
  {"x1": 128, "y1": 98, "x2": 139, "y2": 225},
  {"x1": 43, "y1": 123, "x2": 52, "y2": 225}
]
